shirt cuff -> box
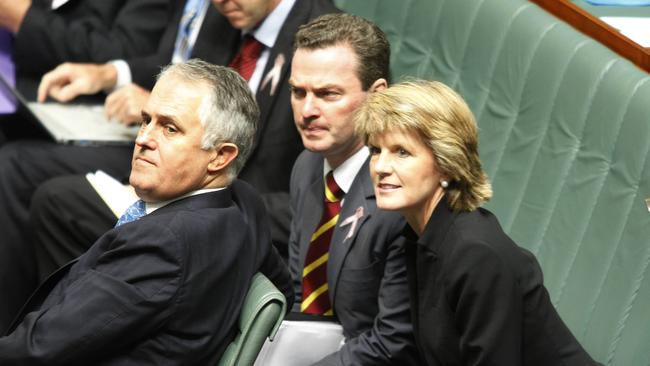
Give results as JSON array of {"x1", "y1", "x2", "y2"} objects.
[{"x1": 108, "y1": 60, "x2": 132, "y2": 91}]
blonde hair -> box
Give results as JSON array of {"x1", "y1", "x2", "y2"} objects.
[{"x1": 355, "y1": 80, "x2": 492, "y2": 211}]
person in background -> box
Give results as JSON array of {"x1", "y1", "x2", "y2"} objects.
[
  {"x1": 0, "y1": 0, "x2": 337, "y2": 331},
  {"x1": 27, "y1": 0, "x2": 339, "y2": 277},
  {"x1": 287, "y1": 13, "x2": 419, "y2": 365},
  {"x1": 0, "y1": 59, "x2": 292, "y2": 365},
  {"x1": 0, "y1": 0, "x2": 170, "y2": 97},
  {"x1": 0, "y1": 0, "x2": 172, "y2": 331},
  {"x1": 356, "y1": 79, "x2": 602, "y2": 365}
]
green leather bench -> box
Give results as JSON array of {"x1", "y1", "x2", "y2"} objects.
[{"x1": 334, "y1": 0, "x2": 650, "y2": 364}]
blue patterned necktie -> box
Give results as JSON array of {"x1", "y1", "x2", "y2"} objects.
[
  {"x1": 172, "y1": 0, "x2": 208, "y2": 63},
  {"x1": 115, "y1": 200, "x2": 147, "y2": 227}
]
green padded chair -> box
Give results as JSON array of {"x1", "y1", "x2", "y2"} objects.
[{"x1": 217, "y1": 273, "x2": 287, "y2": 366}]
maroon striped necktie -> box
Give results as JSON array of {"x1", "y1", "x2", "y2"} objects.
[
  {"x1": 228, "y1": 35, "x2": 263, "y2": 81},
  {"x1": 301, "y1": 171, "x2": 344, "y2": 316}
]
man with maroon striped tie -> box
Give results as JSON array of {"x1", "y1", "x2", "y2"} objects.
[{"x1": 286, "y1": 14, "x2": 419, "y2": 365}]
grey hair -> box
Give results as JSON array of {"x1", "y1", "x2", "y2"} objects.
[{"x1": 157, "y1": 59, "x2": 259, "y2": 179}]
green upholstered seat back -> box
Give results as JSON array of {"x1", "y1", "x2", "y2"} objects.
[
  {"x1": 334, "y1": 0, "x2": 650, "y2": 364},
  {"x1": 218, "y1": 273, "x2": 286, "y2": 366}
]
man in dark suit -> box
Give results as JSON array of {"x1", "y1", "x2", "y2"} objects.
[
  {"x1": 0, "y1": 0, "x2": 337, "y2": 329},
  {"x1": 28, "y1": 0, "x2": 338, "y2": 266},
  {"x1": 0, "y1": 0, "x2": 171, "y2": 98},
  {"x1": 286, "y1": 14, "x2": 419, "y2": 365},
  {"x1": 0, "y1": 59, "x2": 292, "y2": 365},
  {"x1": 0, "y1": 0, "x2": 172, "y2": 331}
]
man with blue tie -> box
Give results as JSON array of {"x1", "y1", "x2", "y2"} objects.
[
  {"x1": 0, "y1": 59, "x2": 292, "y2": 365},
  {"x1": 0, "y1": 0, "x2": 338, "y2": 332}
]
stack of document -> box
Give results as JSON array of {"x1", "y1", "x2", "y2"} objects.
[
  {"x1": 86, "y1": 170, "x2": 138, "y2": 218},
  {"x1": 254, "y1": 320, "x2": 344, "y2": 366}
]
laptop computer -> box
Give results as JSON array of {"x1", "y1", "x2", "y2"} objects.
[{"x1": 0, "y1": 73, "x2": 139, "y2": 146}]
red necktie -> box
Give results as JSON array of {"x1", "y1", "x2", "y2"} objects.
[
  {"x1": 228, "y1": 35, "x2": 263, "y2": 81},
  {"x1": 301, "y1": 171, "x2": 344, "y2": 316}
]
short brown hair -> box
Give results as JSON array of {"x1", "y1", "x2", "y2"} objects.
[
  {"x1": 294, "y1": 13, "x2": 390, "y2": 90},
  {"x1": 355, "y1": 80, "x2": 492, "y2": 211}
]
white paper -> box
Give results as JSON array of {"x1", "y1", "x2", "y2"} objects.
[
  {"x1": 85, "y1": 170, "x2": 138, "y2": 218},
  {"x1": 51, "y1": 0, "x2": 71, "y2": 10},
  {"x1": 600, "y1": 16, "x2": 650, "y2": 47},
  {"x1": 254, "y1": 320, "x2": 345, "y2": 366}
]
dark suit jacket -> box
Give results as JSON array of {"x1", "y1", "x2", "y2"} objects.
[
  {"x1": 0, "y1": 180, "x2": 292, "y2": 365},
  {"x1": 405, "y1": 200, "x2": 601, "y2": 365},
  {"x1": 288, "y1": 150, "x2": 419, "y2": 365},
  {"x1": 133, "y1": 0, "x2": 340, "y2": 254},
  {"x1": 14, "y1": 0, "x2": 170, "y2": 80}
]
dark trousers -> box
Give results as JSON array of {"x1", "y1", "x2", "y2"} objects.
[
  {"x1": 0, "y1": 140, "x2": 132, "y2": 332},
  {"x1": 31, "y1": 175, "x2": 117, "y2": 281}
]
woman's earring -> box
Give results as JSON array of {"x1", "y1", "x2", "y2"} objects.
[{"x1": 440, "y1": 180, "x2": 449, "y2": 189}]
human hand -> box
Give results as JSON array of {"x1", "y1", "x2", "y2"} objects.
[
  {"x1": 104, "y1": 83, "x2": 151, "y2": 125},
  {"x1": 0, "y1": 0, "x2": 30, "y2": 33},
  {"x1": 37, "y1": 63, "x2": 118, "y2": 103}
]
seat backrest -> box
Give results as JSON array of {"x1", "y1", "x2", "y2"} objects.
[
  {"x1": 334, "y1": 0, "x2": 650, "y2": 365},
  {"x1": 218, "y1": 272, "x2": 287, "y2": 366}
]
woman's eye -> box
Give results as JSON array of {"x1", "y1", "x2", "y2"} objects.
[{"x1": 398, "y1": 148, "x2": 410, "y2": 157}]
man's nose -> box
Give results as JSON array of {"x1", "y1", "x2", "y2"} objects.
[
  {"x1": 301, "y1": 95, "x2": 320, "y2": 119},
  {"x1": 135, "y1": 123, "x2": 156, "y2": 149}
]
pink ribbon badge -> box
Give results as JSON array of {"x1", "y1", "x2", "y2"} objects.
[
  {"x1": 339, "y1": 206, "x2": 364, "y2": 240},
  {"x1": 260, "y1": 53, "x2": 285, "y2": 96}
]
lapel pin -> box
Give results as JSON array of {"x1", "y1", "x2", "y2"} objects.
[
  {"x1": 260, "y1": 53, "x2": 285, "y2": 96},
  {"x1": 340, "y1": 206, "x2": 364, "y2": 240}
]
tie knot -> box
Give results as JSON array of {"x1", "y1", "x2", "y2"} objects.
[
  {"x1": 229, "y1": 34, "x2": 264, "y2": 81},
  {"x1": 324, "y1": 171, "x2": 344, "y2": 202},
  {"x1": 240, "y1": 35, "x2": 263, "y2": 59},
  {"x1": 115, "y1": 200, "x2": 147, "y2": 227}
]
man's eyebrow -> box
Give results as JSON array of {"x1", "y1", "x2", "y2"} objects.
[
  {"x1": 315, "y1": 84, "x2": 340, "y2": 89},
  {"x1": 287, "y1": 82, "x2": 340, "y2": 90}
]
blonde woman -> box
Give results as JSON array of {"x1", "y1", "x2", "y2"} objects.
[{"x1": 355, "y1": 80, "x2": 600, "y2": 365}]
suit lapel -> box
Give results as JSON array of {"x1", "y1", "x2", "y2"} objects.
[
  {"x1": 254, "y1": 0, "x2": 309, "y2": 148},
  {"x1": 328, "y1": 158, "x2": 374, "y2": 303}
]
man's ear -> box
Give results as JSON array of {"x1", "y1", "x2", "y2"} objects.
[
  {"x1": 368, "y1": 78, "x2": 388, "y2": 93},
  {"x1": 207, "y1": 143, "x2": 239, "y2": 174}
]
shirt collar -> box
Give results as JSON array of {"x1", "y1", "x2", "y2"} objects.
[
  {"x1": 247, "y1": 0, "x2": 295, "y2": 48},
  {"x1": 323, "y1": 146, "x2": 369, "y2": 195},
  {"x1": 144, "y1": 187, "x2": 226, "y2": 214}
]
